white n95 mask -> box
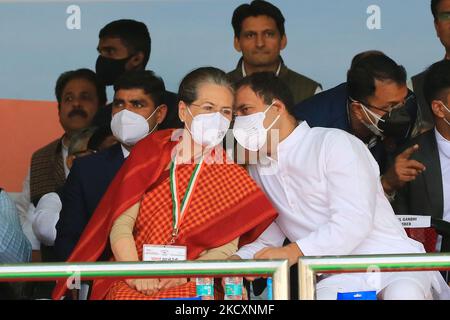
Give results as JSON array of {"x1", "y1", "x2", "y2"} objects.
[
  {"x1": 232, "y1": 102, "x2": 280, "y2": 151},
  {"x1": 110, "y1": 107, "x2": 159, "y2": 146},
  {"x1": 185, "y1": 107, "x2": 230, "y2": 148}
]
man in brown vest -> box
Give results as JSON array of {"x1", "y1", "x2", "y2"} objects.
[
  {"x1": 228, "y1": 0, "x2": 322, "y2": 105},
  {"x1": 15, "y1": 69, "x2": 106, "y2": 260},
  {"x1": 411, "y1": 0, "x2": 450, "y2": 135},
  {"x1": 29, "y1": 69, "x2": 106, "y2": 206}
]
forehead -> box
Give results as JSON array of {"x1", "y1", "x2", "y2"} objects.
[
  {"x1": 62, "y1": 78, "x2": 97, "y2": 94},
  {"x1": 195, "y1": 83, "x2": 233, "y2": 104},
  {"x1": 372, "y1": 80, "x2": 408, "y2": 102},
  {"x1": 437, "y1": 0, "x2": 450, "y2": 11},
  {"x1": 114, "y1": 88, "x2": 154, "y2": 102},
  {"x1": 240, "y1": 15, "x2": 278, "y2": 32},
  {"x1": 98, "y1": 36, "x2": 128, "y2": 50},
  {"x1": 235, "y1": 86, "x2": 263, "y2": 106}
]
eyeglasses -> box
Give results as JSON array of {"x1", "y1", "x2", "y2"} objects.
[
  {"x1": 189, "y1": 103, "x2": 233, "y2": 117},
  {"x1": 350, "y1": 94, "x2": 414, "y2": 115}
]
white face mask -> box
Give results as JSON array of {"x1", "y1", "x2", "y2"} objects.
[
  {"x1": 438, "y1": 101, "x2": 450, "y2": 127},
  {"x1": 185, "y1": 107, "x2": 230, "y2": 148},
  {"x1": 358, "y1": 103, "x2": 385, "y2": 137},
  {"x1": 110, "y1": 107, "x2": 159, "y2": 146},
  {"x1": 232, "y1": 102, "x2": 280, "y2": 151}
]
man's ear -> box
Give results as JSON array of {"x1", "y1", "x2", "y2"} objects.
[
  {"x1": 234, "y1": 37, "x2": 242, "y2": 53},
  {"x1": 156, "y1": 104, "x2": 168, "y2": 124},
  {"x1": 431, "y1": 100, "x2": 446, "y2": 118},
  {"x1": 435, "y1": 20, "x2": 441, "y2": 39},
  {"x1": 272, "y1": 99, "x2": 288, "y2": 115},
  {"x1": 351, "y1": 102, "x2": 364, "y2": 122},
  {"x1": 280, "y1": 34, "x2": 287, "y2": 51},
  {"x1": 178, "y1": 101, "x2": 188, "y2": 123},
  {"x1": 127, "y1": 51, "x2": 145, "y2": 70}
]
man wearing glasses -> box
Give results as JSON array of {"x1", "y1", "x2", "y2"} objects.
[
  {"x1": 410, "y1": 0, "x2": 450, "y2": 135},
  {"x1": 294, "y1": 51, "x2": 421, "y2": 199}
]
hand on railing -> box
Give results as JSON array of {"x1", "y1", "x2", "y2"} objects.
[
  {"x1": 254, "y1": 243, "x2": 303, "y2": 267},
  {"x1": 228, "y1": 254, "x2": 261, "y2": 282}
]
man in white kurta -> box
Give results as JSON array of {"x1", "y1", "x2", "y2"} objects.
[{"x1": 231, "y1": 72, "x2": 441, "y2": 300}]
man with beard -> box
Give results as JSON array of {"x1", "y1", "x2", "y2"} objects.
[
  {"x1": 15, "y1": 69, "x2": 106, "y2": 261},
  {"x1": 12, "y1": 69, "x2": 106, "y2": 299}
]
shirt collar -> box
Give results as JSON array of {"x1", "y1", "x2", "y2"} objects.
[
  {"x1": 435, "y1": 128, "x2": 450, "y2": 159},
  {"x1": 241, "y1": 59, "x2": 282, "y2": 77},
  {"x1": 121, "y1": 144, "x2": 130, "y2": 158}
]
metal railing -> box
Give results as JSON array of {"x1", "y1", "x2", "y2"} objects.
[
  {"x1": 298, "y1": 253, "x2": 450, "y2": 300},
  {"x1": 0, "y1": 259, "x2": 290, "y2": 300}
]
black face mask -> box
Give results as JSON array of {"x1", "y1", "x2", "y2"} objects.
[
  {"x1": 95, "y1": 55, "x2": 131, "y2": 86},
  {"x1": 378, "y1": 105, "x2": 413, "y2": 139}
]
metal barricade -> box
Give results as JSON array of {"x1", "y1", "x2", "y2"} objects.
[
  {"x1": 0, "y1": 259, "x2": 290, "y2": 300},
  {"x1": 298, "y1": 253, "x2": 450, "y2": 299}
]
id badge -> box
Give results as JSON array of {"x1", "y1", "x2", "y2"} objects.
[{"x1": 143, "y1": 244, "x2": 187, "y2": 261}]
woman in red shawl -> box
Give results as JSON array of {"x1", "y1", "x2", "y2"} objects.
[{"x1": 52, "y1": 67, "x2": 277, "y2": 300}]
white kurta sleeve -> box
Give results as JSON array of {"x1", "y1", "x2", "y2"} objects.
[
  {"x1": 236, "y1": 221, "x2": 286, "y2": 259},
  {"x1": 15, "y1": 169, "x2": 31, "y2": 225},
  {"x1": 32, "y1": 193, "x2": 61, "y2": 246},
  {"x1": 296, "y1": 132, "x2": 379, "y2": 256}
]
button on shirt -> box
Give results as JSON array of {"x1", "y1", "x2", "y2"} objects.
[{"x1": 237, "y1": 122, "x2": 425, "y2": 259}]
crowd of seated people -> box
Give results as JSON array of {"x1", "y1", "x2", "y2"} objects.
[{"x1": 2, "y1": 0, "x2": 450, "y2": 300}]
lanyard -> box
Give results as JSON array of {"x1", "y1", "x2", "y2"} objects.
[{"x1": 169, "y1": 156, "x2": 204, "y2": 244}]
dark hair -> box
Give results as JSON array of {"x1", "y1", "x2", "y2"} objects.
[
  {"x1": 55, "y1": 68, "x2": 107, "y2": 109},
  {"x1": 423, "y1": 60, "x2": 450, "y2": 106},
  {"x1": 235, "y1": 71, "x2": 295, "y2": 116},
  {"x1": 232, "y1": 0, "x2": 285, "y2": 38},
  {"x1": 99, "y1": 19, "x2": 151, "y2": 67},
  {"x1": 350, "y1": 50, "x2": 385, "y2": 69},
  {"x1": 113, "y1": 70, "x2": 166, "y2": 107},
  {"x1": 347, "y1": 52, "x2": 407, "y2": 102},
  {"x1": 178, "y1": 67, "x2": 234, "y2": 105},
  {"x1": 431, "y1": 0, "x2": 441, "y2": 20}
]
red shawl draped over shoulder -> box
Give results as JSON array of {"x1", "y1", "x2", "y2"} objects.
[{"x1": 52, "y1": 129, "x2": 277, "y2": 300}]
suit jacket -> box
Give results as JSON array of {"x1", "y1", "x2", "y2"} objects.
[
  {"x1": 392, "y1": 129, "x2": 450, "y2": 251},
  {"x1": 412, "y1": 69, "x2": 436, "y2": 133},
  {"x1": 393, "y1": 129, "x2": 444, "y2": 219},
  {"x1": 54, "y1": 143, "x2": 125, "y2": 261},
  {"x1": 293, "y1": 83, "x2": 390, "y2": 173},
  {"x1": 30, "y1": 138, "x2": 66, "y2": 205}
]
